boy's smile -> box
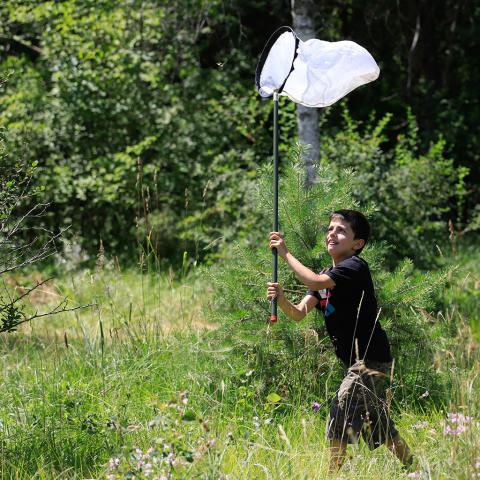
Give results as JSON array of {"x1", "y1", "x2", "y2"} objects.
[{"x1": 326, "y1": 218, "x2": 365, "y2": 265}]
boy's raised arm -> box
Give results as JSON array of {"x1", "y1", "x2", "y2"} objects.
[{"x1": 269, "y1": 232, "x2": 336, "y2": 290}]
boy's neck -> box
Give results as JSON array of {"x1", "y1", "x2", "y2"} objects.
[{"x1": 331, "y1": 253, "x2": 357, "y2": 266}]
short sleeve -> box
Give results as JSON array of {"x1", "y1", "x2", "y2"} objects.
[
  {"x1": 324, "y1": 256, "x2": 364, "y2": 288},
  {"x1": 306, "y1": 290, "x2": 321, "y2": 301}
]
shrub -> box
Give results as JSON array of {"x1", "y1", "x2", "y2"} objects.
[{"x1": 319, "y1": 108, "x2": 468, "y2": 267}]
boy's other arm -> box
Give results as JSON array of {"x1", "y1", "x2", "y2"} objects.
[
  {"x1": 269, "y1": 232, "x2": 335, "y2": 290},
  {"x1": 267, "y1": 282, "x2": 319, "y2": 322},
  {"x1": 283, "y1": 252, "x2": 335, "y2": 290}
]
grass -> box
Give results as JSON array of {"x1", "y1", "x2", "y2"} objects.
[{"x1": 0, "y1": 245, "x2": 478, "y2": 479}]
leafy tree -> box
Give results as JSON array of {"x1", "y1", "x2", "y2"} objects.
[
  {"x1": 308, "y1": 0, "x2": 480, "y2": 214},
  {"x1": 0, "y1": 0, "x2": 274, "y2": 262}
]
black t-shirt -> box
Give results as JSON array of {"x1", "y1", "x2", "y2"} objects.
[{"x1": 307, "y1": 255, "x2": 392, "y2": 366}]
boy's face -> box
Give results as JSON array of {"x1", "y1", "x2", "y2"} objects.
[{"x1": 325, "y1": 217, "x2": 365, "y2": 263}]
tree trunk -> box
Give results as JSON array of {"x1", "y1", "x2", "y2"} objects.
[{"x1": 291, "y1": 0, "x2": 319, "y2": 187}]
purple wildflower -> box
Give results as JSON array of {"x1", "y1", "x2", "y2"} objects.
[
  {"x1": 407, "y1": 472, "x2": 422, "y2": 478},
  {"x1": 447, "y1": 412, "x2": 473, "y2": 423},
  {"x1": 312, "y1": 401, "x2": 320, "y2": 413},
  {"x1": 443, "y1": 411, "x2": 474, "y2": 435}
]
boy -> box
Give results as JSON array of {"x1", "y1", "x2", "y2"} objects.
[{"x1": 266, "y1": 209, "x2": 413, "y2": 471}]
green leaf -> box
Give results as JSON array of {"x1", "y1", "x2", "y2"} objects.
[
  {"x1": 181, "y1": 410, "x2": 196, "y2": 421},
  {"x1": 266, "y1": 392, "x2": 282, "y2": 403}
]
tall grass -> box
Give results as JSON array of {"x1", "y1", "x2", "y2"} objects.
[{"x1": 0, "y1": 248, "x2": 478, "y2": 479}]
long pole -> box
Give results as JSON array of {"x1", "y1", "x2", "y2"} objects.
[{"x1": 270, "y1": 91, "x2": 279, "y2": 323}]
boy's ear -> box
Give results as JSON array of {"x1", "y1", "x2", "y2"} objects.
[{"x1": 354, "y1": 238, "x2": 365, "y2": 251}]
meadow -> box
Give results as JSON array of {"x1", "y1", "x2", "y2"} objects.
[
  {"x1": 0, "y1": 240, "x2": 478, "y2": 480},
  {"x1": 1, "y1": 2, "x2": 479, "y2": 479}
]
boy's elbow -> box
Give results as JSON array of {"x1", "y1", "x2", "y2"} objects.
[{"x1": 294, "y1": 305, "x2": 308, "y2": 321}]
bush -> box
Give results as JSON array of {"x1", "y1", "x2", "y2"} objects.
[{"x1": 319, "y1": 107, "x2": 468, "y2": 268}]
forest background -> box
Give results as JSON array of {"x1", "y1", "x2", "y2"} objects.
[
  {"x1": 1, "y1": 0, "x2": 479, "y2": 267},
  {"x1": 0, "y1": 1, "x2": 479, "y2": 479}
]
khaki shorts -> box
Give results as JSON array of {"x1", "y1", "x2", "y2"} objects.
[{"x1": 327, "y1": 359, "x2": 398, "y2": 449}]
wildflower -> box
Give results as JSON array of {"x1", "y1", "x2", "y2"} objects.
[
  {"x1": 447, "y1": 412, "x2": 472, "y2": 423},
  {"x1": 443, "y1": 411, "x2": 474, "y2": 435},
  {"x1": 108, "y1": 457, "x2": 120, "y2": 469},
  {"x1": 180, "y1": 390, "x2": 189, "y2": 404},
  {"x1": 144, "y1": 463, "x2": 153, "y2": 476},
  {"x1": 444, "y1": 424, "x2": 465, "y2": 435},
  {"x1": 207, "y1": 438, "x2": 216, "y2": 448},
  {"x1": 407, "y1": 472, "x2": 422, "y2": 478},
  {"x1": 312, "y1": 401, "x2": 320, "y2": 413},
  {"x1": 412, "y1": 421, "x2": 429, "y2": 430}
]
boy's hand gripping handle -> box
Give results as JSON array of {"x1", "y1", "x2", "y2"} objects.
[{"x1": 270, "y1": 247, "x2": 278, "y2": 322}]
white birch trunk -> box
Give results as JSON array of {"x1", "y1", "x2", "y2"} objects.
[{"x1": 291, "y1": 0, "x2": 319, "y2": 187}]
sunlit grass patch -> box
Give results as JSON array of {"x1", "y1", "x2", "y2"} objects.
[{"x1": 3, "y1": 266, "x2": 215, "y2": 343}]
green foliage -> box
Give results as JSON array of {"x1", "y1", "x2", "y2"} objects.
[
  {"x1": 319, "y1": 108, "x2": 467, "y2": 267},
  {"x1": 104, "y1": 397, "x2": 218, "y2": 479},
  {"x1": 312, "y1": 1, "x2": 480, "y2": 210},
  {"x1": 0, "y1": 125, "x2": 42, "y2": 218},
  {"x1": 208, "y1": 146, "x2": 450, "y2": 404},
  {"x1": 0, "y1": 0, "x2": 274, "y2": 262},
  {"x1": 0, "y1": 301, "x2": 23, "y2": 333},
  {"x1": 1, "y1": 1, "x2": 478, "y2": 266}
]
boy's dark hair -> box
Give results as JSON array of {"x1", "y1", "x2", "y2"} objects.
[{"x1": 329, "y1": 209, "x2": 370, "y2": 254}]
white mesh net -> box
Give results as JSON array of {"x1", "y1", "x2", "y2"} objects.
[{"x1": 257, "y1": 30, "x2": 379, "y2": 107}]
